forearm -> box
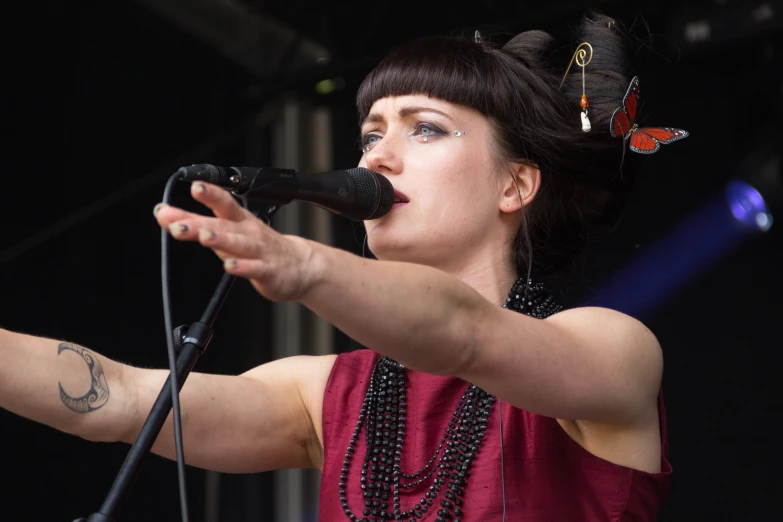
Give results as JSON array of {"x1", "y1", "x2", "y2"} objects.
[
  {"x1": 0, "y1": 328, "x2": 135, "y2": 442},
  {"x1": 300, "y1": 243, "x2": 490, "y2": 374}
]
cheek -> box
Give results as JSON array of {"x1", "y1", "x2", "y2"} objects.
[
  {"x1": 424, "y1": 162, "x2": 496, "y2": 212},
  {"x1": 417, "y1": 178, "x2": 496, "y2": 237},
  {"x1": 419, "y1": 149, "x2": 480, "y2": 194}
]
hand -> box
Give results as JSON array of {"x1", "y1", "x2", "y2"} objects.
[{"x1": 154, "y1": 182, "x2": 320, "y2": 302}]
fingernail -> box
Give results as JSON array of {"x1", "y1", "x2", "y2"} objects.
[
  {"x1": 193, "y1": 182, "x2": 206, "y2": 194},
  {"x1": 198, "y1": 228, "x2": 216, "y2": 241},
  {"x1": 153, "y1": 202, "x2": 167, "y2": 217},
  {"x1": 169, "y1": 223, "x2": 189, "y2": 236},
  {"x1": 224, "y1": 259, "x2": 238, "y2": 269}
]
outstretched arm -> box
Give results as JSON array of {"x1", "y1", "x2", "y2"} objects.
[
  {"x1": 156, "y1": 182, "x2": 662, "y2": 425},
  {"x1": 0, "y1": 328, "x2": 335, "y2": 473}
]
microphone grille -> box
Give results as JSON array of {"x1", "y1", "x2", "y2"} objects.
[{"x1": 345, "y1": 168, "x2": 394, "y2": 220}]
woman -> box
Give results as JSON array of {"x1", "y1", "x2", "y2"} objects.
[{"x1": 0, "y1": 12, "x2": 671, "y2": 521}]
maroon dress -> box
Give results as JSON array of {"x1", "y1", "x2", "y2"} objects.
[{"x1": 319, "y1": 349, "x2": 671, "y2": 521}]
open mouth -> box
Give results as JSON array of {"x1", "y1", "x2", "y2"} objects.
[{"x1": 393, "y1": 189, "x2": 409, "y2": 204}]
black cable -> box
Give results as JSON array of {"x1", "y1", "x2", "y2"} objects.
[{"x1": 161, "y1": 172, "x2": 190, "y2": 522}]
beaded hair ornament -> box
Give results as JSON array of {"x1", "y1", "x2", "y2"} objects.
[
  {"x1": 559, "y1": 42, "x2": 594, "y2": 132},
  {"x1": 559, "y1": 21, "x2": 689, "y2": 153}
]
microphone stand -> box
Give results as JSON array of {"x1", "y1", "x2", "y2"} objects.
[{"x1": 73, "y1": 200, "x2": 280, "y2": 522}]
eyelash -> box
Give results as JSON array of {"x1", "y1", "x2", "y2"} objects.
[{"x1": 358, "y1": 122, "x2": 445, "y2": 152}]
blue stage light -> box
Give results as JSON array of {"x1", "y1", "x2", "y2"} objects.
[
  {"x1": 725, "y1": 179, "x2": 773, "y2": 231},
  {"x1": 587, "y1": 177, "x2": 775, "y2": 319}
]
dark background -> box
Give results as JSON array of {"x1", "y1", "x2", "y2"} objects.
[{"x1": 1, "y1": 0, "x2": 781, "y2": 520}]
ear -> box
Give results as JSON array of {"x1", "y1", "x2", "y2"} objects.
[{"x1": 499, "y1": 162, "x2": 541, "y2": 214}]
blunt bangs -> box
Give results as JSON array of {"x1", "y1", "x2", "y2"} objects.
[{"x1": 356, "y1": 36, "x2": 516, "y2": 125}]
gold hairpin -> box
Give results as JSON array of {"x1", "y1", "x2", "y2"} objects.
[
  {"x1": 558, "y1": 42, "x2": 593, "y2": 91},
  {"x1": 559, "y1": 42, "x2": 594, "y2": 132}
]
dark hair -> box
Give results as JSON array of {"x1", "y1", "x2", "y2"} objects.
[{"x1": 356, "y1": 13, "x2": 638, "y2": 277}]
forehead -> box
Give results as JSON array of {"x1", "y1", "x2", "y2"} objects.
[
  {"x1": 364, "y1": 95, "x2": 483, "y2": 124},
  {"x1": 368, "y1": 95, "x2": 453, "y2": 112}
]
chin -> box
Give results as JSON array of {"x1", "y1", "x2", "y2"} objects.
[
  {"x1": 367, "y1": 242, "x2": 407, "y2": 262},
  {"x1": 366, "y1": 217, "x2": 434, "y2": 261},
  {"x1": 366, "y1": 233, "x2": 416, "y2": 262}
]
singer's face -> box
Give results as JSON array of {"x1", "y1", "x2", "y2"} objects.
[{"x1": 359, "y1": 95, "x2": 509, "y2": 270}]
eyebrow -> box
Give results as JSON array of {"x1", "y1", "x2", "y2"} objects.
[{"x1": 362, "y1": 106, "x2": 454, "y2": 126}]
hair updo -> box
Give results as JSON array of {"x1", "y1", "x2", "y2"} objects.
[{"x1": 356, "y1": 12, "x2": 639, "y2": 277}]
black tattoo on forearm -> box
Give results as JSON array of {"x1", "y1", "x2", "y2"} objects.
[{"x1": 57, "y1": 343, "x2": 110, "y2": 413}]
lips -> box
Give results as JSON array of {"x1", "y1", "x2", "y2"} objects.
[{"x1": 393, "y1": 189, "x2": 409, "y2": 203}]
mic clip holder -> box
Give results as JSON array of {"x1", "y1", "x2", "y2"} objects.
[
  {"x1": 232, "y1": 182, "x2": 284, "y2": 227},
  {"x1": 228, "y1": 167, "x2": 298, "y2": 211},
  {"x1": 172, "y1": 323, "x2": 212, "y2": 355}
]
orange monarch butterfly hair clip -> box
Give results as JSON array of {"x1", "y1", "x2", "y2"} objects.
[{"x1": 610, "y1": 76, "x2": 689, "y2": 154}]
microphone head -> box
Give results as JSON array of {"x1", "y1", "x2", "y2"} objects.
[{"x1": 345, "y1": 168, "x2": 395, "y2": 220}]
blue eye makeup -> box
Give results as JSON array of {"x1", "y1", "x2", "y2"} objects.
[
  {"x1": 413, "y1": 123, "x2": 445, "y2": 139},
  {"x1": 358, "y1": 134, "x2": 381, "y2": 153},
  {"x1": 359, "y1": 122, "x2": 447, "y2": 153}
]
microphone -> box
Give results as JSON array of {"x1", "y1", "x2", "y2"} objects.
[{"x1": 177, "y1": 164, "x2": 395, "y2": 221}]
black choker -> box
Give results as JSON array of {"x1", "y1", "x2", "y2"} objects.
[{"x1": 339, "y1": 278, "x2": 563, "y2": 522}]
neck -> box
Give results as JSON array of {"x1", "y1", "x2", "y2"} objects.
[
  {"x1": 440, "y1": 249, "x2": 519, "y2": 306},
  {"x1": 372, "y1": 235, "x2": 522, "y2": 305}
]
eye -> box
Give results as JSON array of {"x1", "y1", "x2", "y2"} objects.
[
  {"x1": 359, "y1": 133, "x2": 382, "y2": 153},
  {"x1": 413, "y1": 122, "x2": 445, "y2": 141}
]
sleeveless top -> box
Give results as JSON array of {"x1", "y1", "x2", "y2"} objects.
[{"x1": 319, "y1": 349, "x2": 672, "y2": 521}]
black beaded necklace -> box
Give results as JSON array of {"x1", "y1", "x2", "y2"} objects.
[{"x1": 339, "y1": 278, "x2": 563, "y2": 522}]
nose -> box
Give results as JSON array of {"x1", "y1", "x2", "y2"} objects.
[{"x1": 362, "y1": 135, "x2": 403, "y2": 176}]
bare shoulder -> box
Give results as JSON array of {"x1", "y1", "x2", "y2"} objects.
[
  {"x1": 240, "y1": 353, "x2": 338, "y2": 471},
  {"x1": 548, "y1": 307, "x2": 665, "y2": 472},
  {"x1": 548, "y1": 306, "x2": 663, "y2": 389},
  {"x1": 547, "y1": 306, "x2": 660, "y2": 349}
]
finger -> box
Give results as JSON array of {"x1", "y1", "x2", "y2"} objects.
[
  {"x1": 211, "y1": 249, "x2": 231, "y2": 261},
  {"x1": 154, "y1": 203, "x2": 200, "y2": 228},
  {"x1": 166, "y1": 213, "x2": 261, "y2": 241},
  {"x1": 191, "y1": 182, "x2": 250, "y2": 222},
  {"x1": 223, "y1": 257, "x2": 269, "y2": 281},
  {"x1": 167, "y1": 221, "x2": 196, "y2": 241},
  {"x1": 154, "y1": 202, "x2": 245, "y2": 233},
  {"x1": 198, "y1": 228, "x2": 263, "y2": 259}
]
